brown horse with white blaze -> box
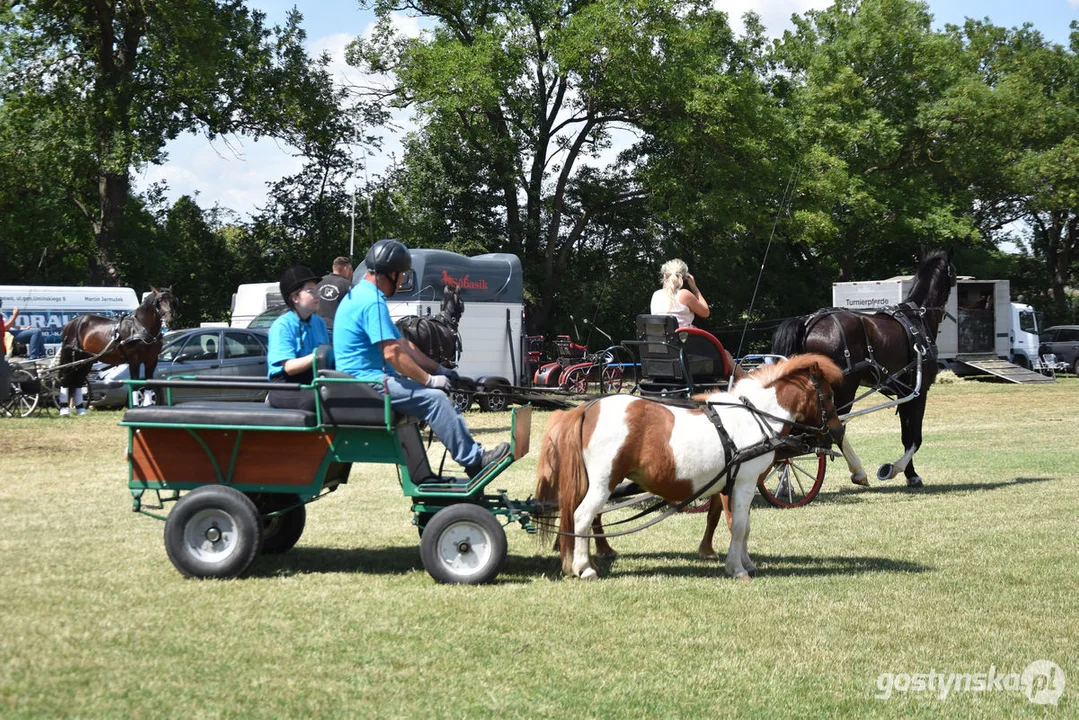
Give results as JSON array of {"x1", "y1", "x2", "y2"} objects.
[{"x1": 534, "y1": 353, "x2": 866, "y2": 579}]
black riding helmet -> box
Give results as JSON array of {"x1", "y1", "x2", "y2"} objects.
[
  {"x1": 364, "y1": 239, "x2": 412, "y2": 275},
  {"x1": 279, "y1": 265, "x2": 322, "y2": 308}
]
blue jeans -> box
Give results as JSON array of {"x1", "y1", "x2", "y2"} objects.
[
  {"x1": 385, "y1": 376, "x2": 484, "y2": 467},
  {"x1": 11, "y1": 327, "x2": 46, "y2": 359}
]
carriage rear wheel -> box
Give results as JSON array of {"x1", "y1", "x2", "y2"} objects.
[
  {"x1": 449, "y1": 390, "x2": 473, "y2": 412},
  {"x1": 600, "y1": 366, "x2": 624, "y2": 394},
  {"x1": 757, "y1": 452, "x2": 827, "y2": 508},
  {"x1": 252, "y1": 493, "x2": 307, "y2": 555},
  {"x1": 164, "y1": 486, "x2": 263, "y2": 578},
  {"x1": 3, "y1": 369, "x2": 40, "y2": 417},
  {"x1": 420, "y1": 504, "x2": 507, "y2": 584},
  {"x1": 563, "y1": 368, "x2": 588, "y2": 394}
]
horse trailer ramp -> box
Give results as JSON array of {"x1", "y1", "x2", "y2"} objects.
[{"x1": 953, "y1": 355, "x2": 1055, "y2": 384}]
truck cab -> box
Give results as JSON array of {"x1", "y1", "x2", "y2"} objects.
[{"x1": 1008, "y1": 302, "x2": 1041, "y2": 369}]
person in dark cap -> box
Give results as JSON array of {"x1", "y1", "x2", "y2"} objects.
[
  {"x1": 334, "y1": 239, "x2": 508, "y2": 478},
  {"x1": 266, "y1": 265, "x2": 329, "y2": 411}
]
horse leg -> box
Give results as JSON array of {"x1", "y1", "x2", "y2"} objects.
[
  {"x1": 877, "y1": 394, "x2": 927, "y2": 487},
  {"x1": 698, "y1": 493, "x2": 731, "y2": 560},
  {"x1": 593, "y1": 515, "x2": 616, "y2": 558},
  {"x1": 572, "y1": 480, "x2": 612, "y2": 580},
  {"x1": 725, "y1": 477, "x2": 757, "y2": 580}
]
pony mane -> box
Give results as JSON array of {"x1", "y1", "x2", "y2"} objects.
[{"x1": 749, "y1": 353, "x2": 843, "y2": 390}]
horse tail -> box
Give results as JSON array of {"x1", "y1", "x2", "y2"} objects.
[
  {"x1": 534, "y1": 404, "x2": 592, "y2": 572},
  {"x1": 772, "y1": 315, "x2": 808, "y2": 357}
]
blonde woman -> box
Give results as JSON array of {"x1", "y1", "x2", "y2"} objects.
[{"x1": 649, "y1": 259, "x2": 710, "y2": 328}]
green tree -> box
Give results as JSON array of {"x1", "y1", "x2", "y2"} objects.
[
  {"x1": 349, "y1": 0, "x2": 762, "y2": 330},
  {"x1": 0, "y1": 2, "x2": 349, "y2": 285},
  {"x1": 773, "y1": 0, "x2": 980, "y2": 284}
]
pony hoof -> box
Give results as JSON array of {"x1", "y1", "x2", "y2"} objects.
[
  {"x1": 876, "y1": 463, "x2": 895, "y2": 481},
  {"x1": 735, "y1": 572, "x2": 752, "y2": 582},
  {"x1": 595, "y1": 548, "x2": 618, "y2": 559},
  {"x1": 906, "y1": 475, "x2": 924, "y2": 488},
  {"x1": 698, "y1": 551, "x2": 719, "y2": 562},
  {"x1": 851, "y1": 471, "x2": 869, "y2": 486},
  {"x1": 578, "y1": 567, "x2": 599, "y2": 580}
]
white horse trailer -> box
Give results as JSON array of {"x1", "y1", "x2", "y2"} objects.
[
  {"x1": 832, "y1": 277, "x2": 1052, "y2": 383},
  {"x1": 355, "y1": 249, "x2": 526, "y2": 393}
]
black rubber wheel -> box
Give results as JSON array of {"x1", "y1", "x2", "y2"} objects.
[
  {"x1": 757, "y1": 452, "x2": 827, "y2": 508},
  {"x1": 449, "y1": 390, "x2": 472, "y2": 412},
  {"x1": 164, "y1": 485, "x2": 263, "y2": 578},
  {"x1": 253, "y1": 494, "x2": 307, "y2": 555},
  {"x1": 420, "y1": 504, "x2": 507, "y2": 584},
  {"x1": 478, "y1": 386, "x2": 508, "y2": 412},
  {"x1": 1073, "y1": 358, "x2": 1079, "y2": 377}
]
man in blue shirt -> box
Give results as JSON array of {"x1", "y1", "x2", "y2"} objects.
[
  {"x1": 267, "y1": 265, "x2": 329, "y2": 411},
  {"x1": 335, "y1": 239, "x2": 508, "y2": 478}
]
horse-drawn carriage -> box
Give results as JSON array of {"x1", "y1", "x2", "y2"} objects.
[{"x1": 123, "y1": 346, "x2": 537, "y2": 583}]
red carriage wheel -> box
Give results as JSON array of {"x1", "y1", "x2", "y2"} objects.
[
  {"x1": 563, "y1": 368, "x2": 589, "y2": 394},
  {"x1": 757, "y1": 452, "x2": 827, "y2": 508}
]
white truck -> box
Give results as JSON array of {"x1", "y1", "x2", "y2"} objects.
[
  {"x1": 832, "y1": 276, "x2": 1052, "y2": 383},
  {"x1": 0, "y1": 285, "x2": 139, "y2": 358},
  {"x1": 356, "y1": 249, "x2": 527, "y2": 408},
  {"x1": 230, "y1": 282, "x2": 282, "y2": 328}
]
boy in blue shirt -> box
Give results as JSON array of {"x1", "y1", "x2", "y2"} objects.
[
  {"x1": 267, "y1": 265, "x2": 329, "y2": 411},
  {"x1": 335, "y1": 240, "x2": 508, "y2": 478}
]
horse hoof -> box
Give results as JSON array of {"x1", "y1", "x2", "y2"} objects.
[
  {"x1": 906, "y1": 475, "x2": 924, "y2": 488},
  {"x1": 595, "y1": 548, "x2": 618, "y2": 559},
  {"x1": 745, "y1": 564, "x2": 758, "y2": 577},
  {"x1": 579, "y1": 567, "x2": 599, "y2": 580},
  {"x1": 851, "y1": 471, "x2": 869, "y2": 486},
  {"x1": 735, "y1": 572, "x2": 752, "y2": 582},
  {"x1": 877, "y1": 463, "x2": 895, "y2": 481},
  {"x1": 698, "y1": 551, "x2": 719, "y2": 562}
]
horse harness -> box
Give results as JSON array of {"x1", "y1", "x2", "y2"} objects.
[
  {"x1": 550, "y1": 373, "x2": 838, "y2": 540},
  {"x1": 805, "y1": 302, "x2": 937, "y2": 399}
]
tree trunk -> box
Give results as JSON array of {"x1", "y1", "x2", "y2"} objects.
[{"x1": 87, "y1": 172, "x2": 129, "y2": 286}]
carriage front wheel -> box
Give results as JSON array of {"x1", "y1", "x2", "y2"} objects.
[
  {"x1": 164, "y1": 485, "x2": 263, "y2": 578},
  {"x1": 420, "y1": 504, "x2": 507, "y2": 584},
  {"x1": 757, "y1": 452, "x2": 827, "y2": 509}
]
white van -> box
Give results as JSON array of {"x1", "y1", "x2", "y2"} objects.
[
  {"x1": 0, "y1": 285, "x2": 139, "y2": 358},
  {"x1": 355, "y1": 249, "x2": 526, "y2": 386},
  {"x1": 230, "y1": 282, "x2": 282, "y2": 328}
]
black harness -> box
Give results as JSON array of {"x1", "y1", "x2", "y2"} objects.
[{"x1": 545, "y1": 373, "x2": 838, "y2": 540}]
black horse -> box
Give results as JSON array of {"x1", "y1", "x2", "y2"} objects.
[
  {"x1": 59, "y1": 287, "x2": 179, "y2": 412},
  {"x1": 772, "y1": 250, "x2": 956, "y2": 488},
  {"x1": 396, "y1": 283, "x2": 464, "y2": 368}
]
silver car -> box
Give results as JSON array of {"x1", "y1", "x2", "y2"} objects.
[{"x1": 90, "y1": 328, "x2": 271, "y2": 408}]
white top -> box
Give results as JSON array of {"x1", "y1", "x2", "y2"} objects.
[{"x1": 650, "y1": 289, "x2": 695, "y2": 328}]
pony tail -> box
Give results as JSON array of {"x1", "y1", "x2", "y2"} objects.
[
  {"x1": 534, "y1": 410, "x2": 567, "y2": 546},
  {"x1": 532, "y1": 405, "x2": 591, "y2": 574}
]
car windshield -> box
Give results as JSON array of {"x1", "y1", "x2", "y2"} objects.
[{"x1": 249, "y1": 305, "x2": 287, "y2": 328}]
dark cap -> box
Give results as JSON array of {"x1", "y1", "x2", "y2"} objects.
[{"x1": 279, "y1": 265, "x2": 321, "y2": 307}]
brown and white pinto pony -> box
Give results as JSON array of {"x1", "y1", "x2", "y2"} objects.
[{"x1": 534, "y1": 353, "x2": 867, "y2": 580}]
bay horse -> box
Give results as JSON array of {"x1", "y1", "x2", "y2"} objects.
[
  {"x1": 58, "y1": 287, "x2": 178, "y2": 413},
  {"x1": 396, "y1": 283, "x2": 464, "y2": 367},
  {"x1": 534, "y1": 353, "x2": 867, "y2": 580},
  {"x1": 772, "y1": 249, "x2": 955, "y2": 488}
]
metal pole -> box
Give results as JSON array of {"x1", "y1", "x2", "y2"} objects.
[{"x1": 349, "y1": 187, "x2": 356, "y2": 258}]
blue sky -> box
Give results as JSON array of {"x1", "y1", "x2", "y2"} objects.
[{"x1": 140, "y1": 1, "x2": 1079, "y2": 219}]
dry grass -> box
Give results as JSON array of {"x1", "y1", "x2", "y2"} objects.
[{"x1": 1, "y1": 378, "x2": 1077, "y2": 717}]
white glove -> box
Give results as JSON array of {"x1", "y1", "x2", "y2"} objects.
[{"x1": 425, "y1": 374, "x2": 451, "y2": 391}]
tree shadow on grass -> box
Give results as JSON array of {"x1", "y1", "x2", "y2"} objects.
[
  {"x1": 773, "y1": 476, "x2": 1057, "y2": 508},
  {"x1": 249, "y1": 546, "x2": 929, "y2": 583}
]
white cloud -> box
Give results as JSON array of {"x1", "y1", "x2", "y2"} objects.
[{"x1": 717, "y1": 0, "x2": 832, "y2": 38}]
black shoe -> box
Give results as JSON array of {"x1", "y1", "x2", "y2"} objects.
[{"x1": 465, "y1": 442, "x2": 510, "y2": 479}]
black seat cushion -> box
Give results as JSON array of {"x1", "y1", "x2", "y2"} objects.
[
  {"x1": 122, "y1": 401, "x2": 315, "y2": 428},
  {"x1": 317, "y1": 370, "x2": 404, "y2": 426}
]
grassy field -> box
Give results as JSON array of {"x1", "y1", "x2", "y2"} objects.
[{"x1": 1, "y1": 378, "x2": 1077, "y2": 718}]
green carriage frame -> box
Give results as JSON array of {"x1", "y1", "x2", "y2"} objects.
[{"x1": 121, "y1": 365, "x2": 536, "y2": 584}]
